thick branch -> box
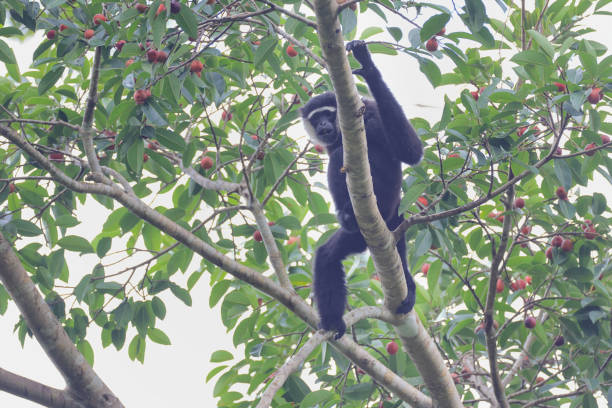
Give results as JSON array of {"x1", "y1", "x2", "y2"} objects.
[
  {"x1": 0, "y1": 367, "x2": 86, "y2": 408},
  {"x1": 80, "y1": 46, "x2": 105, "y2": 179},
  {"x1": 310, "y1": 1, "x2": 461, "y2": 407},
  {"x1": 0, "y1": 232, "x2": 123, "y2": 407}
]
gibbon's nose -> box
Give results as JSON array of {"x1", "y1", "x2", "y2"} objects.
[{"x1": 316, "y1": 122, "x2": 334, "y2": 136}]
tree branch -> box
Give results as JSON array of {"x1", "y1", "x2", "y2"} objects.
[
  {"x1": 0, "y1": 367, "x2": 86, "y2": 408},
  {"x1": 0, "y1": 232, "x2": 123, "y2": 407}
]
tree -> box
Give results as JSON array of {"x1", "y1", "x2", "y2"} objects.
[{"x1": 0, "y1": 0, "x2": 610, "y2": 407}]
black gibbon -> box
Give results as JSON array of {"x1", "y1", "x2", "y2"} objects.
[{"x1": 300, "y1": 40, "x2": 423, "y2": 338}]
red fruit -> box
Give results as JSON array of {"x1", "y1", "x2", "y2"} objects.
[
  {"x1": 517, "y1": 279, "x2": 526, "y2": 290},
  {"x1": 470, "y1": 90, "x2": 479, "y2": 101},
  {"x1": 488, "y1": 211, "x2": 498, "y2": 219},
  {"x1": 349, "y1": 2, "x2": 357, "y2": 10},
  {"x1": 155, "y1": 3, "x2": 166, "y2": 16},
  {"x1": 514, "y1": 197, "x2": 525, "y2": 209},
  {"x1": 93, "y1": 14, "x2": 107, "y2": 25},
  {"x1": 170, "y1": 0, "x2": 181, "y2": 14},
  {"x1": 554, "y1": 335, "x2": 565, "y2": 346},
  {"x1": 134, "y1": 89, "x2": 150, "y2": 105},
  {"x1": 417, "y1": 196, "x2": 428, "y2": 207},
  {"x1": 286, "y1": 45, "x2": 298, "y2": 57},
  {"x1": 536, "y1": 376, "x2": 545, "y2": 384},
  {"x1": 147, "y1": 141, "x2": 159, "y2": 150},
  {"x1": 545, "y1": 247, "x2": 553, "y2": 260},
  {"x1": 253, "y1": 230, "x2": 263, "y2": 242},
  {"x1": 496, "y1": 214, "x2": 505, "y2": 223},
  {"x1": 561, "y1": 238, "x2": 573, "y2": 252},
  {"x1": 525, "y1": 275, "x2": 532, "y2": 285},
  {"x1": 585, "y1": 143, "x2": 597, "y2": 156},
  {"x1": 252, "y1": 40, "x2": 261, "y2": 45},
  {"x1": 521, "y1": 225, "x2": 531, "y2": 235},
  {"x1": 200, "y1": 156, "x2": 213, "y2": 169},
  {"x1": 267, "y1": 221, "x2": 275, "y2": 226},
  {"x1": 474, "y1": 323, "x2": 484, "y2": 334},
  {"x1": 221, "y1": 110, "x2": 232, "y2": 121},
  {"x1": 125, "y1": 59, "x2": 135, "y2": 67},
  {"x1": 314, "y1": 144, "x2": 325, "y2": 153},
  {"x1": 451, "y1": 372, "x2": 460, "y2": 384},
  {"x1": 602, "y1": 134, "x2": 611, "y2": 144},
  {"x1": 256, "y1": 151, "x2": 265, "y2": 160},
  {"x1": 551, "y1": 235, "x2": 563, "y2": 247},
  {"x1": 207, "y1": 0, "x2": 215, "y2": 3},
  {"x1": 496, "y1": 279, "x2": 504, "y2": 293},
  {"x1": 8, "y1": 183, "x2": 16, "y2": 193},
  {"x1": 447, "y1": 153, "x2": 459, "y2": 158},
  {"x1": 147, "y1": 49, "x2": 158, "y2": 62},
  {"x1": 190, "y1": 59, "x2": 203, "y2": 73},
  {"x1": 524, "y1": 316, "x2": 537, "y2": 329},
  {"x1": 257, "y1": 298, "x2": 263, "y2": 307},
  {"x1": 555, "y1": 186, "x2": 568, "y2": 200},
  {"x1": 386, "y1": 341, "x2": 399, "y2": 355},
  {"x1": 437, "y1": 27, "x2": 446, "y2": 36},
  {"x1": 59, "y1": 24, "x2": 68, "y2": 31},
  {"x1": 553, "y1": 82, "x2": 567, "y2": 92},
  {"x1": 584, "y1": 225, "x2": 597, "y2": 239},
  {"x1": 143, "y1": 153, "x2": 149, "y2": 162},
  {"x1": 115, "y1": 40, "x2": 126, "y2": 51},
  {"x1": 46, "y1": 30, "x2": 56, "y2": 40},
  {"x1": 555, "y1": 147, "x2": 563, "y2": 155},
  {"x1": 49, "y1": 152, "x2": 64, "y2": 161},
  {"x1": 287, "y1": 236, "x2": 300, "y2": 246},
  {"x1": 135, "y1": 3, "x2": 148, "y2": 13},
  {"x1": 511, "y1": 281, "x2": 519, "y2": 291},
  {"x1": 517, "y1": 126, "x2": 528, "y2": 137},
  {"x1": 84, "y1": 29, "x2": 94, "y2": 39},
  {"x1": 425, "y1": 37, "x2": 438, "y2": 52},
  {"x1": 421, "y1": 263, "x2": 430, "y2": 276},
  {"x1": 587, "y1": 87, "x2": 601, "y2": 104},
  {"x1": 156, "y1": 51, "x2": 168, "y2": 63}
]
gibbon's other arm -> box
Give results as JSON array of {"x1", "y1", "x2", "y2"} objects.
[{"x1": 346, "y1": 40, "x2": 423, "y2": 165}]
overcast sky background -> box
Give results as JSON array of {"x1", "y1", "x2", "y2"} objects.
[{"x1": 1, "y1": 1, "x2": 611, "y2": 407}]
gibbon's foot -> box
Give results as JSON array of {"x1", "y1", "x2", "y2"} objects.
[
  {"x1": 319, "y1": 316, "x2": 347, "y2": 340},
  {"x1": 395, "y1": 293, "x2": 416, "y2": 314}
]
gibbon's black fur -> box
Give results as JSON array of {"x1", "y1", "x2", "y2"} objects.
[{"x1": 300, "y1": 40, "x2": 423, "y2": 339}]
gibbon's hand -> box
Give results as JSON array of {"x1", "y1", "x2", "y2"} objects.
[{"x1": 346, "y1": 40, "x2": 374, "y2": 77}]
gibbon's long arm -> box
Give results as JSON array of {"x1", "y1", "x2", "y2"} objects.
[{"x1": 347, "y1": 41, "x2": 423, "y2": 165}]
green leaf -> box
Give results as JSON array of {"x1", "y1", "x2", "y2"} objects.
[
  {"x1": 414, "y1": 229, "x2": 433, "y2": 258},
  {"x1": 464, "y1": 0, "x2": 487, "y2": 31},
  {"x1": 511, "y1": 50, "x2": 551, "y2": 66},
  {"x1": 73, "y1": 275, "x2": 92, "y2": 302},
  {"x1": 0, "y1": 38, "x2": 17, "y2": 65},
  {"x1": 77, "y1": 340, "x2": 94, "y2": 366},
  {"x1": 210, "y1": 350, "x2": 233, "y2": 363},
  {"x1": 12, "y1": 219, "x2": 43, "y2": 236},
  {"x1": 147, "y1": 327, "x2": 171, "y2": 345},
  {"x1": 420, "y1": 13, "x2": 450, "y2": 42},
  {"x1": 111, "y1": 328, "x2": 126, "y2": 350},
  {"x1": 96, "y1": 237, "x2": 111, "y2": 258},
  {"x1": 592, "y1": 193, "x2": 606, "y2": 215},
  {"x1": 156, "y1": 128, "x2": 186, "y2": 151},
  {"x1": 38, "y1": 65, "x2": 65, "y2": 95},
  {"x1": 300, "y1": 390, "x2": 335, "y2": 408},
  {"x1": 151, "y1": 296, "x2": 166, "y2": 319},
  {"x1": 57, "y1": 235, "x2": 94, "y2": 253},
  {"x1": 253, "y1": 38, "x2": 277, "y2": 68},
  {"x1": 141, "y1": 101, "x2": 168, "y2": 126},
  {"x1": 359, "y1": 27, "x2": 383, "y2": 39},
  {"x1": 418, "y1": 58, "x2": 441, "y2": 87},
  {"x1": 343, "y1": 382, "x2": 375, "y2": 400},
  {"x1": 527, "y1": 30, "x2": 554, "y2": 58},
  {"x1": 554, "y1": 159, "x2": 572, "y2": 190},
  {"x1": 174, "y1": 5, "x2": 198, "y2": 39},
  {"x1": 170, "y1": 284, "x2": 192, "y2": 306}
]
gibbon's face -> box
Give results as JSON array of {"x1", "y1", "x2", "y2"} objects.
[{"x1": 304, "y1": 106, "x2": 339, "y2": 146}]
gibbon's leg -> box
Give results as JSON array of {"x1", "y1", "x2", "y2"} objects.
[
  {"x1": 314, "y1": 228, "x2": 367, "y2": 339},
  {"x1": 387, "y1": 209, "x2": 416, "y2": 314}
]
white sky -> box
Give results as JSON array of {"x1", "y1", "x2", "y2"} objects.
[{"x1": 1, "y1": 2, "x2": 611, "y2": 407}]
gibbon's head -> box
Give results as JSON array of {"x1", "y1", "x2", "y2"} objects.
[{"x1": 299, "y1": 92, "x2": 340, "y2": 146}]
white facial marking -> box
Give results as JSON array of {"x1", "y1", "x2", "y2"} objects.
[{"x1": 306, "y1": 106, "x2": 336, "y2": 120}]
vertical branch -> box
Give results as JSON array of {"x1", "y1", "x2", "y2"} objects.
[
  {"x1": 80, "y1": 46, "x2": 105, "y2": 179},
  {"x1": 484, "y1": 165, "x2": 514, "y2": 408}
]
